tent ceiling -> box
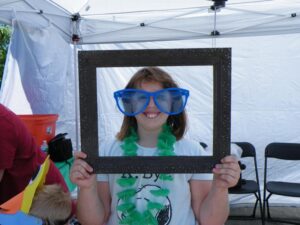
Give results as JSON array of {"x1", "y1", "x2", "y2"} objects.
[
  {"x1": 0, "y1": 0, "x2": 300, "y2": 44},
  {"x1": 0, "y1": 0, "x2": 72, "y2": 41}
]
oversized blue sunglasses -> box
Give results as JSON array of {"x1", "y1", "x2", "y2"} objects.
[{"x1": 114, "y1": 88, "x2": 189, "y2": 116}]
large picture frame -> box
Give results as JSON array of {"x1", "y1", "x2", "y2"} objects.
[{"x1": 78, "y1": 48, "x2": 231, "y2": 173}]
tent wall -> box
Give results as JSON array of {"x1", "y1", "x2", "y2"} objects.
[{"x1": 0, "y1": 21, "x2": 76, "y2": 142}]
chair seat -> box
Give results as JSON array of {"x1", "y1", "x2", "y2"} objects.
[
  {"x1": 267, "y1": 181, "x2": 300, "y2": 197},
  {"x1": 229, "y1": 180, "x2": 259, "y2": 194}
]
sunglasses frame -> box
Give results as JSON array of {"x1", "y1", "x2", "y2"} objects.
[
  {"x1": 78, "y1": 48, "x2": 231, "y2": 174},
  {"x1": 114, "y1": 88, "x2": 189, "y2": 116}
]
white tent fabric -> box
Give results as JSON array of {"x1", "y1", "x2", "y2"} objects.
[
  {"x1": 1, "y1": 0, "x2": 300, "y2": 43},
  {"x1": 76, "y1": 0, "x2": 300, "y2": 43},
  {"x1": 1, "y1": 0, "x2": 300, "y2": 206},
  {"x1": 0, "y1": 20, "x2": 76, "y2": 140}
]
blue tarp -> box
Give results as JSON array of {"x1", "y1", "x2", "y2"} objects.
[{"x1": 0, "y1": 211, "x2": 42, "y2": 225}]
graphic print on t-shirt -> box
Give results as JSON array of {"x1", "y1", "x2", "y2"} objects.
[{"x1": 117, "y1": 173, "x2": 172, "y2": 225}]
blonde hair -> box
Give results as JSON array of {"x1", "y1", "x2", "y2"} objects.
[
  {"x1": 29, "y1": 184, "x2": 72, "y2": 225},
  {"x1": 116, "y1": 67, "x2": 187, "y2": 140}
]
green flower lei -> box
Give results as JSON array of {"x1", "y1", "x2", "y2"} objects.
[{"x1": 116, "y1": 124, "x2": 176, "y2": 225}]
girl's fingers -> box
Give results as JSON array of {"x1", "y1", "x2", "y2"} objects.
[
  {"x1": 74, "y1": 151, "x2": 87, "y2": 159},
  {"x1": 73, "y1": 163, "x2": 93, "y2": 175},
  {"x1": 215, "y1": 162, "x2": 240, "y2": 170},
  {"x1": 213, "y1": 168, "x2": 238, "y2": 181},
  {"x1": 218, "y1": 174, "x2": 237, "y2": 186},
  {"x1": 73, "y1": 159, "x2": 93, "y2": 173},
  {"x1": 70, "y1": 166, "x2": 92, "y2": 183},
  {"x1": 213, "y1": 159, "x2": 241, "y2": 187},
  {"x1": 214, "y1": 163, "x2": 240, "y2": 175},
  {"x1": 70, "y1": 154, "x2": 94, "y2": 184},
  {"x1": 72, "y1": 151, "x2": 94, "y2": 173},
  {"x1": 221, "y1": 155, "x2": 239, "y2": 164},
  {"x1": 75, "y1": 167, "x2": 91, "y2": 179}
]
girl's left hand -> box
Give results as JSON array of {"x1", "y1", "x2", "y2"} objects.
[{"x1": 212, "y1": 155, "x2": 241, "y2": 189}]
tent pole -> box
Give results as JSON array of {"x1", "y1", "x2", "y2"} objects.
[
  {"x1": 72, "y1": 13, "x2": 81, "y2": 152},
  {"x1": 72, "y1": 34, "x2": 81, "y2": 202},
  {"x1": 212, "y1": 8, "x2": 217, "y2": 47},
  {"x1": 73, "y1": 43, "x2": 80, "y2": 152}
]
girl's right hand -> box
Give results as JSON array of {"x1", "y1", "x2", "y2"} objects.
[{"x1": 70, "y1": 151, "x2": 97, "y2": 189}]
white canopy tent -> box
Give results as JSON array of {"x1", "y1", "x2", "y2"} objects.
[
  {"x1": 1, "y1": 0, "x2": 300, "y2": 205},
  {"x1": 1, "y1": 0, "x2": 300, "y2": 43}
]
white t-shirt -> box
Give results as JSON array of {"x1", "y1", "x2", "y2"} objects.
[{"x1": 97, "y1": 138, "x2": 213, "y2": 225}]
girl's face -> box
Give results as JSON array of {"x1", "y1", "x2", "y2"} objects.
[{"x1": 135, "y1": 81, "x2": 169, "y2": 133}]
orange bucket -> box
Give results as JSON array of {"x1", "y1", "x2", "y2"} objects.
[{"x1": 18, "y1": 114, "x2": 58, "y2": 147}]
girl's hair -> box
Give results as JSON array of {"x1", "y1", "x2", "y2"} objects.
[
  {"x1": 29, "y1": 184, "x2": 72, "y2": 225},
  {"x1": 116, "y1": 67, "x2": 187, "y2": 140}
]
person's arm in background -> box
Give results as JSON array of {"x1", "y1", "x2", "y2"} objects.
[{"x1": 70, "y1": 152, "x2": 106, "y2": 225}]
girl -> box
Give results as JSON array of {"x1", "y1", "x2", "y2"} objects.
[{"x1": 70, "y1": 67, "x2": 240, "y2": 225}]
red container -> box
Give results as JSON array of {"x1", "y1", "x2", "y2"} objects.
[{"x1": 18, "y1": 114, "x2": 58, "y2": 147}]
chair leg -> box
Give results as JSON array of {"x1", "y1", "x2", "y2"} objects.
[
  {"x1": 262, "y1": 194, "x2": 268, "y2": 225},
  {"x1": 263, "y1": 193, "x2": 300, "y2": 225},
  {"x1": 266, "y1": 194, "x2": 272, "y2": 219},
  {"x1": 258, "y1": 195, "x2": 264, "y2": 225},
  {"x1": 251, "y1": 198, "x2": 258, "y2": 218}
]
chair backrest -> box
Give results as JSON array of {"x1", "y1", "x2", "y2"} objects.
[
  {"x1": 199, "y1": 142, "x2": 207, "y2": 149},
  {"x1": 231, "y1": 142, "x2": 259, "y2": 185},
  {"x1": 265, "y1": 142, "x2": 300, "y2": 160},
  {"x1": 234, "y1": 142, "x2": 256, "y2": 158}
]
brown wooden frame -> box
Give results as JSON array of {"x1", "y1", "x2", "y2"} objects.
[{"x1": 78, "y1": 48, "x2": 231, "y2": 173}]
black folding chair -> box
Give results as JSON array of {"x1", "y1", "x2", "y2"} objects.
[
  {"x1": 263, "y1": 142, "x2": 300, "y2": 225},
  {"x1": 228, "y1": 142, "x2": 263, "y2": 223},
  {"x1": 199, "y1": 142, "x2": 208, "y2": 149}
]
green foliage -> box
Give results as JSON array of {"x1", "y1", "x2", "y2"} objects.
[{"x1": 0, "y1": 24, "x2": 12, "y2": 83}]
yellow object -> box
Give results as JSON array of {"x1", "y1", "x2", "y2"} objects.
[{"x1": 0, "y1": 156, "x2": 50, "y2": 214}]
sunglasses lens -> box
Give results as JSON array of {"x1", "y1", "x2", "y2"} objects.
[
  {"x1": 116, "y1": 91, "x2": 148, "y2": 115},
  {"x1": 156, "y1": 89, "x2": 188, "y2": 114},
  {"x1": 115, "y1": 88, "x2": 188, "y2": 116}
]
